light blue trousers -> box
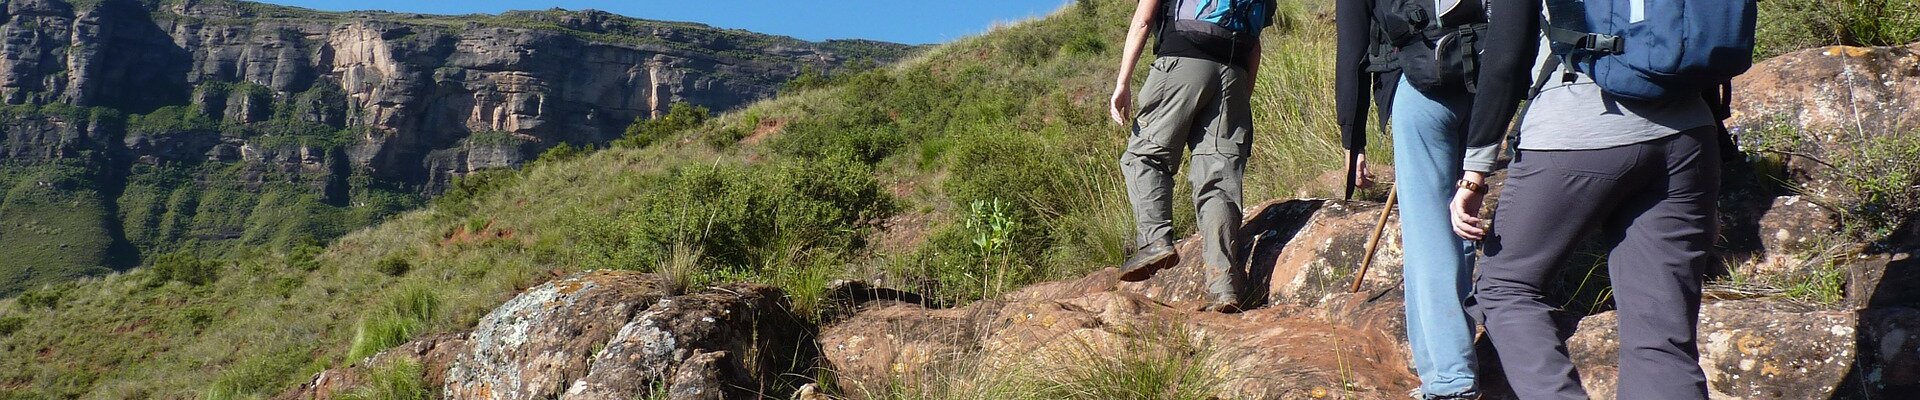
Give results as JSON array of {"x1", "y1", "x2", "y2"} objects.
[{"x1": 1390, "y1": 78, "x2": 1480, "y2": 399}]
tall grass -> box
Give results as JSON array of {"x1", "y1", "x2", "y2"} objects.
[{"x1": 859, "y1": 319, "x2": 1232, "y2": 400}]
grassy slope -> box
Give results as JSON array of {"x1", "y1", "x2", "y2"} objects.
[
  {"x1": 0, "y1": 163, "x2": 117, "y2": 296},
  {"x1": 1, "y1": 0, "x2": 1357, "y2": 397}
]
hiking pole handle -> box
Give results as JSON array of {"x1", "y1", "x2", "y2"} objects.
[{"x1": 1352, "y1": 187, "x2": 1397, "y2": 293}]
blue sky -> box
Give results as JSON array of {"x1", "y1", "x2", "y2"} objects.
[{"x1": 252, "y1": 1, "x2": 1075, "y2": 45}]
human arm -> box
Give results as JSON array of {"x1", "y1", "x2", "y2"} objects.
[
  {"x1": 1109, "y1": 0, "x2": 1163, "y2": 126},
  {"x1": 1452, "y1": 0, "x2": 1541, "y2": 240}
]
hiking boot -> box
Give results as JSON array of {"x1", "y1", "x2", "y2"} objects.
[
  {"x1": 1118, "y1": 240, "x2": 1177, "y2": 282},
  {"x1": 1198, "y1": 292, "x2": 1243, "y2": 314}
]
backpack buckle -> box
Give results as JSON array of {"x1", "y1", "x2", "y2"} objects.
[{"x1": 1584, "y1": 34, "x2": 1624, "y2": 54}]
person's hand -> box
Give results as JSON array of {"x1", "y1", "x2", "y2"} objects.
[
  {"x1": 1109, "y1": 84, "x2": 1132, "y2": 126},
  {"x1": 1346, "y1": 153, "x2": 1375, "y2": 189},
  {"x1": 1451, "y1": 172, "x2": 1488, "y2": 240}
]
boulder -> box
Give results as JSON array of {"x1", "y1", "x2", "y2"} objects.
[
  {"x1": 566, "y1": 284, "x2": 809, "y2": 399},
  {"x1": 285, "y1": 271, "x2": 813, "y2": 399},
  {"x1": 1731, "y1": 43, "x2": 1920, "y2": 144},
  {"x1": 443, "y1": 271, "x2": 671, "y2": 399},
  {"x1": 1729, "y1": 42, "x2": 1920, "y2": 202},
  {"x1": 1564, "y1": 300, "x2": 1857, "y2": 399}
]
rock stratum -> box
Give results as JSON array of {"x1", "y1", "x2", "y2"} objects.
[{"x1": 0, "y1": 0, "x2": 913, "y2": 294}]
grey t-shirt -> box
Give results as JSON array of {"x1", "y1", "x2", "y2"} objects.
[{"x1": 1461, "y1": 26, "x2": 1717, "y2": 171}]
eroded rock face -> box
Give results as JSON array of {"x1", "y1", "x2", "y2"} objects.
[{"x1": 0, "y1": 0, "x2": 906, "y2": 190}]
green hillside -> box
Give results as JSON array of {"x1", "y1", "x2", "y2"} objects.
[{"x1": 1, "y1": 0, "x2": 1915, "y2": 397}]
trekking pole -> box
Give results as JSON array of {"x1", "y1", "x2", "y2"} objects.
[{"x1": 1351, "y1": 186, "x2": 1396, "y2": 293}]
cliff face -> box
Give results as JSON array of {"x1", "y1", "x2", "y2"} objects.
[
  {"x1": 0, "y1": 0, "x2": 912, "y2": 294},
  {"x1": 5, "y1": 0, "x2": 902, "y2": 186}
]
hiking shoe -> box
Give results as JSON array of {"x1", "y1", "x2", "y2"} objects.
[
  {"x1": 1198, "y1": 292, "x2": 1243, "y2": 314},
  {"x1": 1199, "y1": 300, "x2": 1243, "y2": 314},
  {"x1": 1408, "y1": 388, "x2": 1481, "y2": 400},
  {"x1": 1117, "y1": 240, "x2": 1177, "y2": 282}
]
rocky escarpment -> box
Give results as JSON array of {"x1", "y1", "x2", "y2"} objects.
[
  {"x1": 0, "y1": 0, "x2": 912, "y2": 293},
  {"x1": 1, "y1": 0, "x2": 909, "y2": 187}
]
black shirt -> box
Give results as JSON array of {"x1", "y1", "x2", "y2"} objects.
[
  {"x1": 1156, "y1": 21, "x2": 1264, "y2": 71},
  {"x1": 1336, "y1": 0, "x2": 1534, "y2": 157}
]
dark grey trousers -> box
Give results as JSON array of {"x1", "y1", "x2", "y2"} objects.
[{"x1": 1475, "y1": 126, "x2": 1720, "y2": 400}]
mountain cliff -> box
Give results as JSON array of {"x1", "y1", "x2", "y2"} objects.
[{"x1": 0, "y1": 0, "x2": 914, "y2": 294}]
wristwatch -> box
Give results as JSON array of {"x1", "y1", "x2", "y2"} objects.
[{"x1": 1456, "y1": 179, "x2": 1486, "y2": 193}]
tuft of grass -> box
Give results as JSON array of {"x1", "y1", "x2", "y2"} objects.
[
  {"x1": 859, "y1": 319, "x2": 1232, "y2": 400},
  {"x1": 337, "y1": 359, "x2": 431, "y2": 400},
  {"x1": 347, "y1": 286, "x2": 442, "y2": 362}
]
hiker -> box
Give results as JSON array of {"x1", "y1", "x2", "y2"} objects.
[
  {"x1": 1335, "y1": 0, "x2": 1491, "y2": 397},
  {"x1": 1108, "y1": 0, "x2": 1278, "y2": 313},
  {"x1": 1455, "y1": 0, "x2": 1754, "y2": 398}
]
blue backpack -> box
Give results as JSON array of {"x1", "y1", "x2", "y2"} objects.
[{"x1": 1544, "y1": 0, "x2": 1758, "y2": 101}]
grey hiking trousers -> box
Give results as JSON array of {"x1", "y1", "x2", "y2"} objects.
[
  {"x1": 1475, "y1": 126, "x2": 1720, "y2": 400},
  {"x1": 1122, "y1": 56, "x2": 1253, "y2": 298}
]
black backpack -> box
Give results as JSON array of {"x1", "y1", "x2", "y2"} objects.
[{"x1": 1368, "y1": 0, "x2": 1488, "y2": 94}]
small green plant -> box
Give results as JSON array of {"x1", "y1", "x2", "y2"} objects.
[{"x1": 967, "y1": 199, "x2": 1020, "y2": 297}]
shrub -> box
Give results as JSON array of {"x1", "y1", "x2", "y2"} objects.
[
  {"x1": 434, "y1": 169, "x2": 520, "y2": 216},
  {"x1": 148, "y1": 251, "x2": 219, "y2": 286},
  {"x1": 613, "y1": 102, "x2": 710, "y2": 148},
  {"x1": 374, "y1": 254, "x2": 412, "y2": 277},
  {"x1": 0, "y1": 316, "x2": 25, "y2": 336},
  {"x1": 16, "y1": 288, "x2": 62, "y2": 309},
  {"x1": 287, "y1": 243, "x2": 325, "y2": 272},
  {"x1": 578, "y1": 157, "x2": 891, "y2": 273},
  {"x1": 128, "y1": 105, "x2": 217, "y2": 136},
  {"x1": 533, "y1": 142, "x2": 594, "y2": 165},
  {"x1": 180, "y1": 307, "x2": 216, "y2": 331}
]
